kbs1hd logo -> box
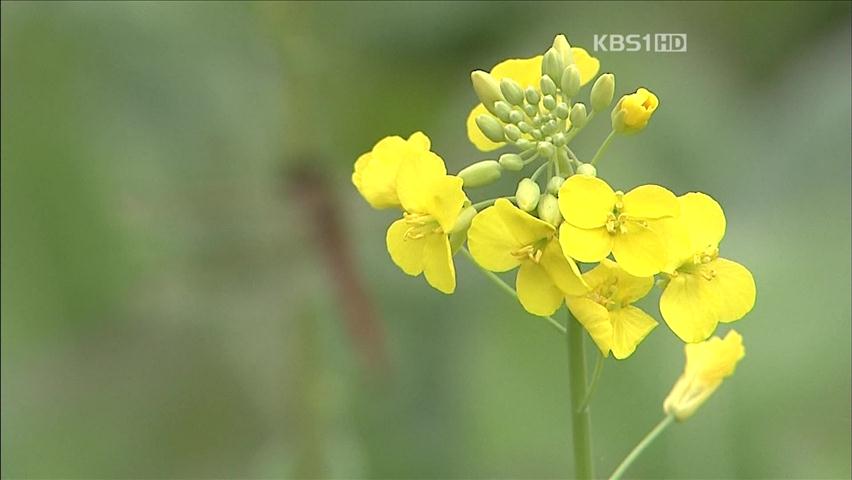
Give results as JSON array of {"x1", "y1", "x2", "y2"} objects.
[{"x1": 593, "y1": 34, "x2": 687, "y2": 53}]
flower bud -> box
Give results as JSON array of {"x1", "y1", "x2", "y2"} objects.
[
  {"x1": 551, "y1": 34, "x2": 574, "y2": 67},
  {"x1": 471, "y1": 70, "x2": 505, "y2": 115},
  {"x1": 542, "y1": 95, "x2": 557, "y2": 111},
  {"x1": 554, "y1": 103, "x2": 570, "y2": 119},
  {"x1": 569, "y1": 103, "x2": 587, "y2": 129},
  {"x1": 542, "y1": 48, "x2": 565, "y2": 86},
  {"x1": 590, "y1": 73, "x2": 615, "y2": 112},
  {"x1": 524, "y1": 87, "x2": 540, "y2": 105},
  {"x1": 499, "y1": 153, "x2": 525, "y2": 171},
  {"x1": 560, "y1": 65, "x2": 581, "y2": 98},
  {"x1": 663, "y1": 330, "x2": 745, "y2": 422},
  {"x1": 500, "y1": 78, "x2": 526, "y2": 105},
  {"x1": 518, "y1": 121, "x2": 533, "y2": 133},
  {"x1": 551, "y1": 132, "x2": 566, "y2": 147},
  {"x1": 537, "y1": 140, "x2": 555, "y2": 158},
  {"x1": 503, "y1": 123, "x2": 522, "y2": 141},
  {"x1": 515, "y1": 138, "x2": 534, "y2": 151},
  {"x1": 515, "y1": 178, "x2": 541, "y2": 212},
  {"x1": 537, "y1": 193, "x2": 562, "y2": 227},
  {"x1": 493, "y1": 101, "x2": 512, "y2": 121},
  {"x1": 458, "y1": 160, "x2": 502, "y2": 188},
  {"x1": 523, "y1": 103, "x2": 538, "y2": 117},
  {"x1": 546, "y1": 175, "x2": 565, "y2": 195},
  {"x1": 540, "y1": 75, "x2": 557, "y2": 96},
  {"x1": 508, "y1": 110, "x2": 524, "y2": 124},
  {"x1": 576, "y1": 163, "x2": 597, "y2": 177},
  {"x1": 475, "y1": 114, "x2": 506, "y2": 143},
  {"x1": 611, "y1": 88, "x2": 659, "y2": 134},
  {"x1": 450, "y1": 205, "x2": 477, "y2": 235}
]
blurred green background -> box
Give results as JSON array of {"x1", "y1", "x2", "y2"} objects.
[{"x1": 2, "y1": 1, "x2": 850, "y2": 478}]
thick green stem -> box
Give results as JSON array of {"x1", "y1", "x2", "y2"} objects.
[
  {"x1": 567, "y1": 309, "x2": 594, "y2": 479},
  {"x1": 609, "y1": 415, "x2": 675, "y2": 480}
]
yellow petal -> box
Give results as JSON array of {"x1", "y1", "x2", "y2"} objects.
[
  {"x1": 705, "y1": 258, "x2": 756, "y2": 324},
  {"x1": 468, "y1": 199, "x2": 554, "y2": 272},
  {"x1": 490, "y1": 56, "x2": 543, "y2": 88},
  {"x1": 558, "y1": 222, "x2": 612, "y2": 263},
  {"x1": 609, "y1": 306, "x2": 657, "y2": 359},
  {"x1": 354, "y1": 133, "x2": 438, "y2": 209},
  {"x1": 660, "y1": 271, "x2": 719, "y2": 343},
  {"x1": 558, "y1": 175, "x2": 616, "y2": 229},
  {"x1": 466, "y1": 103, "x2": 505, "y2": 152},
  {"x1": 622, "y1": 184, "x2": 679, "y2": 220},
  {"x1": 566, "y1": 297, "x2": 612, "y2": 356},
  {"x1": 656, "y1": 217, "x2": 693, "y2": 274},
  {"x1": 423, "y1": 234, "x2": 455, "y2": 294},
  {"x1": 386, "y1": 218, "x2": 425, "y2": 275},
  {"x1": 407, "y1": 131, "x2": 431, "y2": 150},
  {"x1": 684, "y1": 330, "x2": 745, "y2": 381},
  {"x1": 540, "y1": 239, "x2": 589, "y2": 296},
  {"x1": 396, "y1": 150, "x2": 447, "y2": 213},
  {"x1": 516, "y1": 260, "x2": 564, "y2": 316},
  {"x1": 611, "y1": 221, "x2": 667, "y2": 276},
  {"x1": 679, "y1": 192, "x2": 726, "y2": 253},
  {"x1": 571, "y1": 47, "x2": 600, "y2": 85},
  {"x1": 428, "y1": 175, "x2": 467, "y2": 233},
  {"x1": 582, "y1": 259, "x2": 653, "y2": 305}
]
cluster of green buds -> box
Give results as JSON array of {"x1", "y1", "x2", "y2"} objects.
[{"x1": 457, "y1": 35, "x2": 632, "y2": 231}]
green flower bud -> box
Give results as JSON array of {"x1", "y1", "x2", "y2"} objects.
[
  {"x1": 537, "y1": 193, "x2": 562, "y2": 227},
  {"x1": 499, "y1": 153, "x2": 524, "y2": 171},
  {"x1": 540, "y1": 75, "x2": 557, "y2": 96},
  {"x1": 471, "y1": 70, "x2": 506, "y2": 115},
  {"x1": 551, "y1": 132, "x2": 566, "y2": 147},
  {"x1": 554, "y1": 103, "x2": 570, "y2": 119},
  {"x1": 569, "y1": 103, "x2": 588, "y2": 129},
  {"x1": 523, "y1": 104, "x2": 538, "y2": 117},
  {"x1": 543, "y1": 95, "x2": 557, "y2": 111},
  {"x1": 542, "y1": 48, "x2": 565, "y2": 86},
  {"x1": 504, "y1": 124, "x2": 522, "y2": 141},
  {"x1": 577, "y1": 163, "x2": 597, "y2": 177},
  {"x1": 546, "y1": 176, "x2": 565, "y2": 195},
  {"x1": 531, "y1": 129, "x2": 543, "y2": 140},
  {"x1": 508, "y1": 110, "x2": 523, "y2": 124},
  {"x1": 590, "y1": 73, "x2": 615, "y2": 112},
  {"x1": 537, "y1": 141, "x2": 555, "y2": 158},
  {"x1": 493, "y1": 101, "x2": 512, "y2": 121},
  {"x1": 458, "y1": 160, "x2": 502, "y2": 188},
  {"x1": 541, "y1": 120, "x2": 558, "y2": 136},
  {"x1": 500, "y1": 78, "x2": 525, "y2": 106},
  {"x1": 552, "y1": 34, "x2": 574, "y2": 67},
  {"x1": 515, "y1": 138, "x2": 534, "y2": 151},
  {"x1": 516, "y1": 178, "x2": 541, "y2": 212},
  {"x1": 524, "y1": 87, "x2": 540, "y2": 105},
  {"x1": 560, "y1": 65, "x2": 581, "y2": 98},
  {"x1": 518, "y1": 121, "x2": 533, "y2": 133},
  {"x1": 450, "y1": 205, "x2": 477, "y2": 235},
  {"x1": 475, "y1": 114, "x2": 506, "y2": 143}
]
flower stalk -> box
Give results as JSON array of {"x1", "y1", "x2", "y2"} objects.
[{"x1": 567, "y1": 309, "x2": 594, "y2": 479}]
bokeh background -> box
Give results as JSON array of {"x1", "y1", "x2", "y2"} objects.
[{"x1": 2, "y1": 1, "x2": 851, "y2": 478}]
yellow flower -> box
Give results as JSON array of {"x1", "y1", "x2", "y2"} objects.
[
  {"x1": 385, "y1": 144, "x2": 467, "y2": 294},
  {"x1": 612, "y1": 88, "x2": 659, "y2": 134},
  {"x1": 659, "y1": 193, "x2": 756, "y2": 342},
  {"x1": 566, "y1": 259, "x2": 657, "y2": 360},
  {"x1": 663, "y1": 330, "x2": 745, "y2": 421},
  {"x1": 557, "y1": 175, "x2": 679, "y2": 277},
  {"x1": 567, "y1": 259, "x2": 657, "y2": 359},
  {"x1": 466, "y1": 44, "x2": 600, "y2": 152},
  {"x1": 468, "y1": 199, "x2": 588, "y2": 316},
  {"x1": 352, "y1": 132, "x2": 432, "y2": 209}
]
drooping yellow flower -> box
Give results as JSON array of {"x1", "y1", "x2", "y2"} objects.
[
  {"x1": 663, "y1": 330, "x2": 745, "y2": 421},
  {"x1": 659, "y1": 193, "x2": 756, "y2": 342},
  {"x1": 557, "y1": 175, "x2": 679, "y2": 277},
  {"x1": 352, "y1": 132, "x2": 432, "y2": 209},
  {"x1": 612, "y1": 88, "x2": 659, "y2": 134},
  {"x1": 466, "y1": 42, "x2": 600, "y2": 152},
  {"x1": 566, "y1": 259, "x2": 657, "y2": 359},
  {"x1": 385, "y1": 144, "x2": 467, "y2": 294},
  {"x1": 468, "y1": 199, "x2": 588, "y2": 316}
]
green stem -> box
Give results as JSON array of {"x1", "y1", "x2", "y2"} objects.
[
  {"x1": 459, "y1": 248, "x2": 566, "y2": 334},
  {"x1": 567, "y1": 310, "x2": 594, "y2": 479},
  {"x1": 590, "y1": 130, "x2": 616, "y2": 166},
  {"x1": 564, "y1": 111, "x2": 595, "y2": 144},
  {"x1": 471, "y1": 196, "x2": 515, "y2": 211},
  {"x1": 530, "y1": 161, "x2": 549, "y2": 182},
  {"x1": 609, "y1": 415, "x2": 675, "y2": 480},
  {"x1": 576, "y1": 352, "x2": 604, "y2": 413}
]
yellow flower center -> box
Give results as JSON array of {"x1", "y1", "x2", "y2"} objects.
[
  {"x1": 402, "y1": 212, "x2": 443, "y2": 240},
  {"x1": 589, "y1": 277, "x2": 620, "y2": 310},
  {"x1": 604, "y1": 192, "x2": 648, "y2": 235},
  {"x1": 510, "y1": 243, "x2": 544, "y2": 263},
  {"x1": 677, "y1": 246, "x2": 720, "y2": 280}
]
